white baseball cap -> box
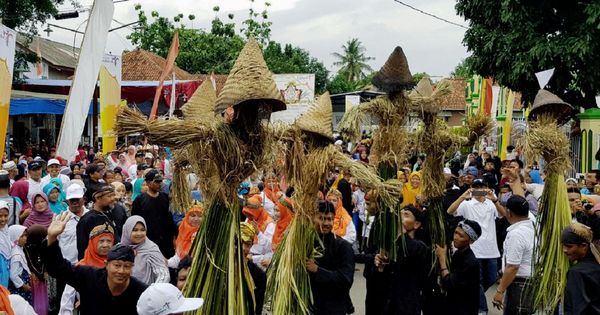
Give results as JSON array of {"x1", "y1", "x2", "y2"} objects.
[
  {"x1": 0, "y1": 200, "x2": 8, "y2": 211},
  {"x1": 144, "y1": 152, "x2": 154, "y2": 159},
  {"x1": 47, "y1": 159, "x2": 61, "y2": 166},
  {"x1": 137, "y1": 283, "x2": 203, "y2": 315},
  {"x1": 66, "y1": 184, "x2": 85, "y2": 200}
]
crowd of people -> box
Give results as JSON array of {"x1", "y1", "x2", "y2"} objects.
[{"x1": 0, "y1": 139, "x2": 597, "y2": 315}]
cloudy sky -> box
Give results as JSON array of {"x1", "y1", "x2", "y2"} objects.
[{"x1": 43, "y1": 0, "x2": 470, "y2": 77}]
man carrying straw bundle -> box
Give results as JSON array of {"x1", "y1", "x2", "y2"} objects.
[{"x1": 115, "y1": 38, "x2": 286, "y2": 315}]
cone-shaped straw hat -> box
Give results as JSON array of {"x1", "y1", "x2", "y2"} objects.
[
  {"x1": 372, "y1": 46, "x2": 414, "y2": 93},
  {"x1": 408, "y1": 78, "x2": 453, "y2": 114},
  {"x1": 215, "y1": 38, "x2": 286, "y2": 115},
  {"x1": 295, "y1": 92, "x2": 334, "y2": 141},
  {"x1": 528, "y1": 89, "x2": 573, "y2": 125},
  {"x1": 181, "y1": 80, "x2": 217, "y2": 122}
]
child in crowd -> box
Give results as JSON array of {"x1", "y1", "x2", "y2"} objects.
[
  {"x1": 43, "y1": 182, "x2": 67, "y2": 215},
  {"x1": 8, "y1": 225, "x2": 31, "y2": 304},
  {"x1": 0, "y1": 201, "x2": 11, "y2": 287}
]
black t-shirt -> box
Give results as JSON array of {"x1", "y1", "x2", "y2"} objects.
[
  {"x1": 132, "y1": 192, "x2": 176, "y2": 258},
  {"x1": 42, "y1": 241, "x2": 147, "y2": 315},
  {"x1": 76, "y1": 206, "x2": 127, "y2": 260}
]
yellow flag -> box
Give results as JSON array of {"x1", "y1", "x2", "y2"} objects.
[
  {"x1": 500, "y1": 90, "x2": 514, "y2": 160},
  {"x1": 99, "y1": 65, "x2": 120, "y2": 154}
]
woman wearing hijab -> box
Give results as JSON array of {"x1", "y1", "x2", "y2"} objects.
[
  {"x1": 401, "y1": 171, "x2": 423, "y2": 208},
  {"x1": 242, "y1": 195, "x2": 275, "y2": 271},
  {"x1": 10, "y1": 180, "x2": 31, "y2": 223},
  {"x1": 125, "y1": 146, "x2": 137, "y2": 167},
  {"x1": 60, "y1": 224, "x2": 115, "y2": 313},
  {"x1": 23, "y1": 193, "x2": 53, "y2": 229},
  {"x1": 42, "y1": 180, "x2": 67, "y2": 215},
  {"x1": 23, "y1": 224, "x2": 48, "y2": 315},
  {"x1": 121, "y1": 216, "x2": 170, "y2": 285},
  {"x1": 168, "y1": 203, "x2": 203, "y2": 268},
  {"x1": 8, "y1": 225, "x2": 31, "y2": 304},
  {"x1": 117, "y1": 153, "x2": 129, "y2": 170},
  {"x1": 326, "y1": 189, "x2": 356, "y2": 244},
  {"x1": 271, "y1": 196, "x2": 293, "y2": 251}
]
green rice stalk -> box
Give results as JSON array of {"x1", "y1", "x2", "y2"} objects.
[{"x1": 373, "y1": 162, "x2": 400, "y2": 262}]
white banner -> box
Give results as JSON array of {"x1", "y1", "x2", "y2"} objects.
[
  {"x1": 56, "y1": 0, "x2": 114, "y2": 161},
  {"x1": 270, "y1": 73, "x2": 315, "y2": 123},
  {"x1": 535, "y1": 68, "x2": 554, "y2": 89},
  {"x1": 101, "y1": 53, "x2": 122, "y2": 84}
]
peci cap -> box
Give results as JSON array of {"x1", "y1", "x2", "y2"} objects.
[
  {"x1": 137, "y1": 283, "x2": 203, "y2": 315},
  {"x1": 2, "y1": 161, "x2": 16, "y2": 171},
  {"x1": 107, "y1": 244, "x2": 135, "y2": 262}
]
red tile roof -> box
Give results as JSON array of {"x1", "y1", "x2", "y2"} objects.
[{"x1": 122, "y1": 49, "x2": 195, "y2": 81}]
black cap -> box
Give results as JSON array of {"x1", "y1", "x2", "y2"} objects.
[
  {"x1": 28, "y1": 161, "x2": 43, "y2": 170},
  {"x1": 402, "y1": 205, "x2": 427, "y2": 223},
  {"x1": 92, "y1": 185, "x2": 114, "y2": 201},
  {"x1": 135, "y1": 152, "x2": 145, "y2": 158},
  {"x1": 86, "y1": 164, "x2": 100, "y2": 175},
  {"x1": 506, "y1": 195, "x2": 529, "y2": 217},
  {"x1": 471, "y1": 178, "x2": 487, "y2": 188},
  {"x1": 137, "y1": 163, "x2": 149, "y2": 171},
  {"x1": 107, "y1": 244, "x2": 135, "y2": 262},
  {"x1": 144, "y1": 169, "x2": 163, "y2": 182}
]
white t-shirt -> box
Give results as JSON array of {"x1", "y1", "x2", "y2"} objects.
[
  {"x1": 249, "y1": 221, "x2": 275, "y2": 271},
  {"x1": 27, "y1": 178, "x2": 43, "y2": 204},
  {"x1": 456, "y1": 198, "x2": 500, "y2": 259},
  {"x1": 127, "y1": 164, "x2": 138, "y2": 181},
  {"x1": 259, "y1": 191, "x2": 276, "y2": 218},
  {"x1": 502, "y1": 219, "x2": 535, "y2": 278},
  {"x1": 40, "y1": 174, "x2": 71, "y2": 189}
]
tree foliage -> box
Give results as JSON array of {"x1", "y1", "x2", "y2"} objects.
[
  {"x1": 332, "y1": 38, "x2": 374, "y2": 82},
  {"x1": 456, "y1": 0, "x2": 600, "y2": 109},
  {"x1": 450, "y1": 58, "x2": 475, "y2": 79},
  {"x1": 412, "y1": 72, "x2": 431, "y2": 85},
  {"x1": 127, "y1": 2, "x2": 328, "y2": 93},
  {"x1": 0, "y1": 0, "x2": 72, "y2": 34}
]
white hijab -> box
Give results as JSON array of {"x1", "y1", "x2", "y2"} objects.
[{"x1": 8, "y1": 225, "x2": 29, "y2": 273}]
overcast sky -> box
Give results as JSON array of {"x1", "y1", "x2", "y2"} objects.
[{"x1": 42, "y1": 0, "x2": 470, "y2": 77}]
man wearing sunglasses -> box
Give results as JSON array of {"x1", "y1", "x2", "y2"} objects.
[{"x1": 59, "y1": 183, "x2": 89, "y2": 264}]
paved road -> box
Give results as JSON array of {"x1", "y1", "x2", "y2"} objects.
[{"x1": 349, "y1": 263, "x2": 502, "y2": 315}]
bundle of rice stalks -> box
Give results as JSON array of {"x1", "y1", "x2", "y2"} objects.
[
  {"x1": 465, "y1": 111, "x2": 494, "y2": 145},
  {"x1": 373, "y1": 162, "x2": 401, "y2": 262},
  {"x1": 170, "y1": 164, "x2": 193, "y2": 213},
  {"x1": 337, "y1": 104, "x2": 367, "y2": 141},
  {"x1": 521, "y1": 115, "x2": 572, "y2": 312},
  {"x1": 408, "y1": 79, "x2": 453, "y2": 116},
  {"x1": 369, "y1": 124, "x2": 409, "y2": 167}
]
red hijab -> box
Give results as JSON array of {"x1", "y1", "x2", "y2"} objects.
[
  {"x1": 175, "y1": 204, "x2": 203, "y2": 258},
  {"x1": 242, "y1": 195, "x2": 273, "y2": 233},
  {"x1": 272, "y1": 197, "x2": 294, "y2": 250},
  {"x1": 80, "y1": 225, "x2": 114, "y2": 268},
  {"x1": 9, "y1": 179, "x2": 31, "y2": 211}
]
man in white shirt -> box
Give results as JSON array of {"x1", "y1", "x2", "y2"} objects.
[
  {"x1": 41, "y1": 159, "x2": 70, "y2": 189},
  {"x1": 3, "y1": 161, "x2": 18, "y2": 187},
  {"x1": 58, "y1": 183, "x2": 89, "y2": 264},
  {"x1": 448, "y1": 178, "x2": 507, "y2": 314},
  {"x1": 26, "y1": 161, "x2": 44, "y2": 204},
  {"x1": 127, "y1": 152, "x2": 145, "y2": 181},
  {"x1": 492, "y1": 195, "x2": 534, "y2": 314}
]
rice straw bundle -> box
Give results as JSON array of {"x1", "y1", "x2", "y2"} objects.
[
  {"x1": 408, "y1": 79, "x2": 453, "y2": 116},
  {"x1": 520, "y1": 115, "x2": 572, "y2": 312},
  {"x1": 465, "y1": 111, "x2": 494, "y2": 145}
]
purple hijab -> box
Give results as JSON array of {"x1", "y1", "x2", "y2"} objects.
[{"x1": 23, "y1": 193, "x2": 53, "y2": 228}]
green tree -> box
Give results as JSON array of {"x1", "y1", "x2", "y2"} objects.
[
  {"x1": 240, "y1": 0, "x2": 272, "y2": 46},
  {"x1": 127, "y1": 4, "x2": 329, "y2": 92},
  {"x1": 450, "y1": 58, "x2": 475, "y2": 79},
  {"x1": 0, "y1": 0, "x2": 73, "y2": 33},
  {"x1": 412, "y1": 72, "x2": 431, "y2": 85},
  {"x1": 456, "y1": 1, "x2": 600, "y2": 109},
  {"x1": 332, "y1": 38, "x2": 374, "y2": 82}
]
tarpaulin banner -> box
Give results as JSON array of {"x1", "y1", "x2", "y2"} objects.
[
  {"x1": 0, "y1": 24, "x2": 16, "y2": 158},
  {"x1": 99, "y1": 53, "x2": 122, "y2": 154},
  {"x1": 56, "y1": 0, "x2": 114, "y2": 161}
]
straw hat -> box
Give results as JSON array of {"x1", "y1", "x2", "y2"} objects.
[
  {"x1": 372, "y1": 46, "x2": 414, "y2": 93},
  {"x1": 408, "y1": 78, "x2": 452, "y2": 114},
  {"x1": 295, "y1": 92, "x2": 334, "y2": 141},
  {"x1": 528, "y1": 89, "x2": 573, "y2": 125},
  {"x1": 181, "y1": 80, "x2": 217, "y2": 121},
  {"x1": 215, "y1": 38, "x2": 286, "y2": 115}
]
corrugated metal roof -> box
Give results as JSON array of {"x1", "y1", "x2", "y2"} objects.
[{"x1": 16, "y1": 33, "x2": 79, "y2": 70}]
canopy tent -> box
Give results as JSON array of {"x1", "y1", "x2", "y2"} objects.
[{"x1": 10, "y1": 90, "x2": 93, "y2": 116}]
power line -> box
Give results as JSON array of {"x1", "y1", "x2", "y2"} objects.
[{"x1": 392, "y1": 0, "x2": 468, "y2": 29}]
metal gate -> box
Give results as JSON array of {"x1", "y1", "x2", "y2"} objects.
[{"x1": 569, "y1": 133, "x2": 581, "y2": 178}]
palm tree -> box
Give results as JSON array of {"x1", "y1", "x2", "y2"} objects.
[{"x1": 332, "y1": 38, "x2": 374, "y2": 82}]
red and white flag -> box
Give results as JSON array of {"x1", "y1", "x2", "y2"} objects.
[{"x1": 150, "y1": 31, "x2": 179, "y2": 120}]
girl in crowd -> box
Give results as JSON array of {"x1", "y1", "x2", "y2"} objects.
[
  {"x1": 242, "y1": 195, "x2": 275, "y2": 270},
  {"x1": 60, "y1": 224, "x2": 115, "y2": 313},
  {"x1": 401, "y1": 171, "x2": 423, "y2": 208},
  {"x1": 326, "y1": 189, "x2": 356, "y2": 244},
  {"x1": 9, "y1": 180, "x2": 31, "y2": 224},
  {"x1": 121, "y1": 216, "x2": 170, "y2": 285},
  {"x1": 271, "y1": 196, "x2": 293, "y2": 251},
  {"x1": 169, "y1": 202, "x2": 203, "y2": 268},
  {"x1": 24, "y1": 224, "x2": 48, "y2": 315},
  {"x1": 8, "y1": 225, "x2": 31, "y2": 304},
  {"x1": 43, "y1": 181, "x2": 67, "y2": 215},
  {"x1": 23, "y1": 193, "x2": 53, "y2": 229},
  {"x1": 0, "y1": 201, "x2": 11, "y2": 287}
]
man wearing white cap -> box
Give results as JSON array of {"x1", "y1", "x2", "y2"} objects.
[
  {"x1": 137, "y1": 283, "x2": 203, "y2": 315},
  {"x1": 2, "y1": 161, "x2": 18, "y2": 187},
  {"x1": 58, "y1": 184, "x2": 89, "y2": 264},
  {"x1": 41, "y1": 158, "x2": 70, "y2": 189}
]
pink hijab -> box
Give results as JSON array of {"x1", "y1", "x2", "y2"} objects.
[
  {"x1": 23, "y1": 193, "x2": 54, "y2": 228},
  {"x1": 9, "y1": 180, "x2": 31, "y2": 211},
  {"x1": 125, "y1": 146, "x2": 137, "y2": 167}
]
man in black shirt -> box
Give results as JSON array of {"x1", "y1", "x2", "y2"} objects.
[
  {"x1": 84, "y1": 164, "x2": 105, "y2": 204},
  {"x1": 307, "y1": 200, "x2": 355, "y2": 315},
  {"x1": 43, "y1": 211, "x2": 147, "y2": 314},
  {"x1": 132, "y1": 169, "x2": 176, "y2": 258},
  {"x1": 77, "y1": 185, "x2": 127, "y2": 259},
  {"x1": 435, "y1": 219, "x2": 481, "y2": 315}
]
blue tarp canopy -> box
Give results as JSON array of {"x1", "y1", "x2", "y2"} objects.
[{"x1": 9, "y1": 90, "x2": 93, "y2": 116}]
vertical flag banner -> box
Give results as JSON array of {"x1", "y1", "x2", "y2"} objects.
[
  {"x1": 0, "y1": 25, "x2": 16, "y2": 159},
  {"x1": 100, "y1": 53, "x2": 122, "y2": 154},
  {"x1": 56, "y1": 0, "x2": 114, "y2": 161},
  {"x1": 150, "y1": 31, "x2": 179, "y2": 120},
  {"x1": 479, "y1": 78, "x2": 493, "y2": 115},
  {"x1": 36, "y1": 38, "x2": 43, "y2": 78},
  {"x1": 500, "y1": 91, "x2": 515, "y2": 160}
]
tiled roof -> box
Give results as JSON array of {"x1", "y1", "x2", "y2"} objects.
[
  {"x1": 16, "y1": 33, "x2": 79, "y2": 70},
  {"x1": 438, "y1": 79, "x2": 467, "y2": 110},
  {"x1": 122, "y1": 49, "x2": 196, "y2": 81}
]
